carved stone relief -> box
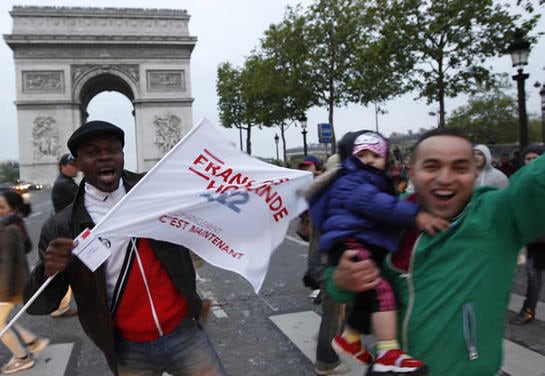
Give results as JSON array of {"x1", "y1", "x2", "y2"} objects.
[
  {"x1": 23, "y1": 71, "x2": 64, "y2": 92},
  {"x1": 32, "y1": 116, "x2": 60, "y2": 161},
  {"x1": 153, "y1": 114, "x2": 182, "y2": 153},
  {"x1": 72, "y1": 64, "x2": 139, "y2": 85},
  {"x1": 147, "y1": 70, "x2": 185, "y2": 91}
]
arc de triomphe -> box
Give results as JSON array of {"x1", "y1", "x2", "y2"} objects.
[{"x1": 4, "y1": 6, "x2": 196, "y2": 183}]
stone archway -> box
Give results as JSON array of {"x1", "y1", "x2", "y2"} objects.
[{"x1": 4, "y1": 6, "x2": 196, "y2": 183}]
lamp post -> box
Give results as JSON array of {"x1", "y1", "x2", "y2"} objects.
[
  {"x1": 537, "y1": 83, "x2": 545, "y2": 143},
  {"x1": 274, "y1": 133, "x2": 279, "y2": 161},
  {"x1": 299, "y1": 115, "x2": 308, "y2": 156},
  {"x1": 508, "y1": 30, "x2": 531, "y2": 152}
]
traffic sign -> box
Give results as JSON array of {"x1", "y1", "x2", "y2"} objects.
[{"x1": 317, "y1": 123, "x2": 332, "y2": 144}]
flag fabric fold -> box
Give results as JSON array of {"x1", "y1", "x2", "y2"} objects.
[{"x1": 90, "y1": 118, "x2": 313, "y2": 292}]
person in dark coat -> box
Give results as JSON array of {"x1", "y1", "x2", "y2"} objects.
[
  {"x1": 308, "y1": 130, "x2": 448, "y2": 375},
  {"x1": 510, "y1": 144, "x2": 545, "y2": 325},
  {"x1": 23, "y1": 120, "x2": 226, "y2": 376},
  {"x1": 0, "y1": 191, "x2": 49, "y2": 374},
  {"x1": 51, "y1": 153, "x2": 78, "y2": 214},
  {"x1": 49, "y1": 153, "x2": 79, "y2": 318}
]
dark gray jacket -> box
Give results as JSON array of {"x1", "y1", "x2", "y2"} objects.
[
  {"x1": 51, "y1": 173, "x2": 78, "y2": 213},
  {"x1": 24, "y1": 170, "x2": 201, "y2": 375}
]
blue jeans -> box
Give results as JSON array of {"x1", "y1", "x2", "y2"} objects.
[{"x1": 115, "y1": 317, "x2": 227, "y2": 376}]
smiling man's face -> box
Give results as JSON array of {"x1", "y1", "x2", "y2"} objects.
[
  {"x1": 410, "y1": 135, "x2": 476, "y2": 219},
  {"x1": 75, "y1": 135, "x2": 124, "y2": 192}
]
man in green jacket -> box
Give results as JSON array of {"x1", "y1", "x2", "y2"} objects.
[{"x1": 328, "y1": 128, "x2": 544, "y2": 375}]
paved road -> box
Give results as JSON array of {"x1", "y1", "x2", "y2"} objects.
[{"x1": 1, "y1": 189, "x2": 544, "y2": 375}]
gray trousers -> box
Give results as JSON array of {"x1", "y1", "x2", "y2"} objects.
[
  {"x1": 315, "y1": 288, "x2": 345, "y2": 372},
  {"x1": 523, "y1": 256, "x2": 543, "y2": 311}
]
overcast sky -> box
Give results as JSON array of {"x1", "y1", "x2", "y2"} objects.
[{"x1": 1, "y1": 0, "x2": 544, "y2": 170}]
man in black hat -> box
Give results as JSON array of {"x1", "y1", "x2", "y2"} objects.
[
  {"x1": 24, "y1": 120, "x2": 226, "y2": 375},
  {"x1": 49, "y1": 153, "x2": 79, "y2": 318},
  {"x1": 51, "y1": 153, "x2": 78, "y2": 214}
]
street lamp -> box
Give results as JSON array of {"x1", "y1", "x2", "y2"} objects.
[
  {"x1": 299, "y1": 115, "x2": 308, "y2": 156},
  {"x1": 536, "y1": 82, "x2": 545, "y2": 143},
  {"x1": 274, "y1": 133, "x2": 279, "y2": 161},
  {"x1": 508, "y1": 30, "x2": 531, "y2": 152}
]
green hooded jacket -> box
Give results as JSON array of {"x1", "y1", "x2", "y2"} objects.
[{"x1": 326, "y1": 154, "x2": 545, "y2": 375}]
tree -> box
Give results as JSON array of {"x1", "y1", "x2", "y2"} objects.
[
  {"x1": 517, "y1": 0, "x2": 545, "y2": 13},
  {"x1": 377, "y1": 0, "x2": 540, "y2": 127},
  {"x1": 217, "y1": 61, "x2": 272, "y2": 156},
  {"x1": 447, "y1": 88, "x2": 519, "y2": 144},
  {"x1": 250, "y1": 0, "x2": 380, "y2": 154},
  {"x1": 528, "y1": 117, "x2": 543, "y2": 143},
  {"x1": 217, "y1": 62, "x2": 247, "y2": 152},
  {"x1": 347, "y1": 2, "x2": 416, "y2": 106},
  {"x1": 0, "y1": 161, "x2": 19, "y2": 183},
  {"x1": 256, "y1": 6, "x2": 316, "y2": 163},
  {"x1": 300, "y1": 0, "x2": 373, "y2": 153}
]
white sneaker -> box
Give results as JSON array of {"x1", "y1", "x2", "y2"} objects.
[
  {"x1": 1, "y1": 354, "x2": 34, "y2": 374},
  {"x1": 26, "y1": 337, "x2": 50, "y2": 355},
  {"x1": 315, "y1": 362, "x2": 350, "y2": 375}
]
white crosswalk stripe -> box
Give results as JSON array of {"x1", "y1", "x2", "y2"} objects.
[
  {"x1": 508, "y1": 293, "x2": 545, "y2": 322},
  {"x1": 270, "y1": 310, "x2": 368, "y2": 375},
  {"x1": 270, "y1": 309, "x2": 545, "y2": 376},
  {"x1": 12, "y1": 343, "x2": 73, "y2": 376},
  {"x1": 502, "y1": 340, "x2": 545, "y2": 376}
]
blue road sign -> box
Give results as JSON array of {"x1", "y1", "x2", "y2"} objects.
[{"x1": 318, "y1": 123, "x2": 332, "y2": 143}]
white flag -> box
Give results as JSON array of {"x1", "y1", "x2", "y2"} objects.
[{"x1": 90, "y1": 118, "x2": 313, "y2": 292}]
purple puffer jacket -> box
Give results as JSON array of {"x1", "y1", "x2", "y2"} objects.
[{"x1": 308, "y1": 156, "x2": 419, "y2": 253}]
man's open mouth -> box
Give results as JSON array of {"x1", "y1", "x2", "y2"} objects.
[
  {"x1": 98, "y1": 168, "x2": 116, "y2": 180},
  {"x1": 433, "y1": 190, "x2": 455, "y2": 201}
]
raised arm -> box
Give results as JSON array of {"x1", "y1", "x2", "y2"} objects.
[{"x1": 493, "y1": 154, "x2": 545, "y2": 249}]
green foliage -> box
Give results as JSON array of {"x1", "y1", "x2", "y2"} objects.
[
  {"x1": 375, "y1": 0, "x2": 540, "y2": 127},
  {"x1": 217, "y1": 6, "x2": 315, "y2": 157},
  {"x1": 259, "y1": 5, "x2": 316, "y2": 122},
  {"x1": 256, "y1": 0, "x2": 413, "y2": 153},
  {"x1": 528, "y1": 118, "x2": 544, "y2": 143},
  {"x1": 301, "y1": 0, "x2": 388, "y2": 152},
  {"x1": 348, "y1": 1, "x2": 416, "y2": 105},
  {"x1": 217, "y1": 62, "x2": 244, "y2": 131},
  {"x1": 216, "y1": 0, "x2": 541, "y2": 159},
  {"x1": 216, "y1": 62, "x2": 258, "y2": 154},
  {"x1": 0, "y1": 162, "x2": 19, "y2": 183},
  {"x1": 445, "y1": 86, "x2": 545, "y2": 145}
]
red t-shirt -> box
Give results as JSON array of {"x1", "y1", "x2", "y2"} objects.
[{"x1": 113, "y1": 239, "x2": 188, "y2": 341}]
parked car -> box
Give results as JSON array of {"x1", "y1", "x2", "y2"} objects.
[
  {"x1": 0, "y1": 182, "x2": 14, "y2": 193},
  {"x1": 14, "y1": 181, "x2": 31, "y2": 193}
]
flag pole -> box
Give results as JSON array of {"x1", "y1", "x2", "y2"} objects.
[{"x1": 0, "y1": 273, "x2": 58, "y2": 338}]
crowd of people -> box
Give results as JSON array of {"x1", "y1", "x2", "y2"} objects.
[{"x1": 1, "y1": 119, "x2": 543, "y2": 375}]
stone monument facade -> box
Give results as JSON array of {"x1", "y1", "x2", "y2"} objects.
[{"x1": 4, "y1": 6, "x2": 196, "y2": 183}]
